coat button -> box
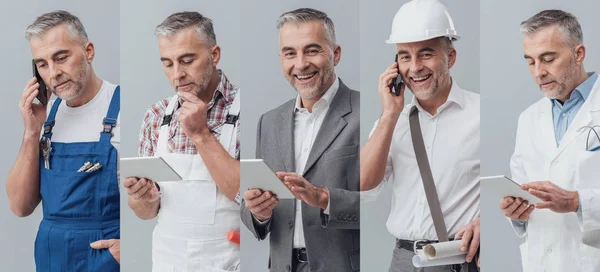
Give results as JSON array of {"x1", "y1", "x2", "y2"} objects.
[
  {"x1": 337, "y1": 214, "x2": 342, "y2": 220},
  {"x1": 286, "y1": 264, "x2": 291, "y2": 271},
  {"x1": 288, "y1": 220, "x2": 294, "y2": 229}
]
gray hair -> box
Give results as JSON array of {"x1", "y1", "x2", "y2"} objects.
[
  {"x1": 439, "y1": 37, "x2": 454, "y2": 53},
  {"x1": 277, "y1": 8, "x2": 337, "y2": 48},
  {"x1": 25, "y1": 10, "x2": 89, "y2": 44},
  {"x1": 155, "y1": 11, "x2": 217, "y2": 47},
  {"x1": 520, "y1": 9, "x2": 583, "y2": 48}
]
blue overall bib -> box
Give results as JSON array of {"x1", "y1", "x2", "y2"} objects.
[{"x1": 35, "y1": 87, "x2": 120, "y2": 272}]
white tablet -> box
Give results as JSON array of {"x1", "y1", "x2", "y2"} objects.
[
  {"x1": 480, "y1": 175, "x2": 542, "y2": 204},
  {"x1": 120, "y1": 157, "x2": 182, "y2": 182},
  {"x1": 241, "y1": 159, "x2": 294, "y2": 199}
]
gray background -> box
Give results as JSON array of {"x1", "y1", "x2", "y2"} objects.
[
  {"x1": 480, "y1": 0, "x2": 600, "y2": 271},
  {"x1": 119, "y1": 0, "x2": 240, "y2": 271},
  {"x1": 0, "y1": 1, "x2": 119, "y2": 271},
  {"x1": 239, "y1": 0, "x2": 359, "y2": 271},
  {"x1": 359, "y1": 0, "x2": 480, "y2": 271}
]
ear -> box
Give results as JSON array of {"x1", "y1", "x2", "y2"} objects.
[
  {"x1": 84, "y1": 41, "x2": 95, "y2": 64},
  {"x1": 211, "y1": 45, "x2": 221, "y2": 67},
  {"x1": 574, "y1": 44, "x2": 585, "y2": 66},
  {"x1": 447, "y1": 48, "x2": 457, "y2": 69},
  {"x1": 333, "y1": 44, "x2": 341, "y2": 66}
]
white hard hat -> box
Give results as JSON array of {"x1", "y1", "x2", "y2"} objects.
[{"x1": 386, "y1": 0, "x2": 460, "y2": 44}]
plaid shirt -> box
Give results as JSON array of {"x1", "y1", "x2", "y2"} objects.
[{"x1": 138, "y1": 70, "x2": 240, "y2": 159}]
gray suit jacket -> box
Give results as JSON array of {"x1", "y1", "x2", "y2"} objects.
[{"x1": 241, "y1": 79, "x2": 360, "y2": 272}]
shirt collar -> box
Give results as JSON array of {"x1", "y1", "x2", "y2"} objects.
[
  {"x1": 576, "y1": 72, "x2": 598, "y2": 101},
  {"x1": 550, "y1": 72, "x2": 597, "y2": 107},
  {"x1": 410, "y1": 78, "x2": 465, "y2": 114},
  {"x1": 294, "y1": 77, "x2": 340, "y2": 111}
]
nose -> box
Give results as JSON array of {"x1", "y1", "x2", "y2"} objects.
[
  {"x1": 48, "y1": 64, "x2": 62, "y2": 82},
  {"x1": 173, "y1": 64, "x2": 186, "y2": 82},
  {"x1": 408, "y1": 58, "x2": 425, "y2": 75},
  {"x1": 532, "y1": 63, "x2": 548, "y2": 79},
  {"x1": 294, "y1": 53, "x2": 310, "y2": 71}
]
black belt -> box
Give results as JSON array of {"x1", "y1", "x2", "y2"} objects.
[
  {"x1": 396, "y1": 238, "x2": 455, "y2": 252},
  {"x1": 292, "y1": 248, "x2": 308, "y2": 263}
]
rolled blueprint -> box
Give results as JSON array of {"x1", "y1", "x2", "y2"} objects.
[
  {"x1": 423, "y1": 240, "x2": 464, "y2": 259},
  {"x1": 412, "y1": 240, "x2": 467, "y2": 268},
  {"x1": 412, "y1": 252, "x2": 466, "y2": 268}
]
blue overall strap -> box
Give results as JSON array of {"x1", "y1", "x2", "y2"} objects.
[
  {"x1": 42, "y1": 98, "x2": 63, "y2": 140},
  {"x1": 100, "y1": 86, "x2": 120, "y2": 143}
]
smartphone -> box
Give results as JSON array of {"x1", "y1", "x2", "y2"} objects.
[
  {"x1": 32, "y1": 59, "x2": 48, "y2": 105},
  {"x1": 390, "y1": 54, "x2": 404, "y2": 96}
]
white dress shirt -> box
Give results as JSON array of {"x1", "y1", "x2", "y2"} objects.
[
  {"x1": 362, "y1": 80, "x2": 480, "y2": 240},
  {"x1": 292, "y1": 77, "x2": 339, "y2": 248}
]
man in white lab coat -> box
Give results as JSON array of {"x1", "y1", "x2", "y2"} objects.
[{"x1": 500, "y1": 9, "x2": 600, "y2": 272}]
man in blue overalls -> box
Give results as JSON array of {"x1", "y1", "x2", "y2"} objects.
[{"x1": 6, "y1": 10, "x2": 120, "y2": 271}]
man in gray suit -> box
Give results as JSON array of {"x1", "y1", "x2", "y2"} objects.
[{"x1": 241, "y1": 8, "x2": 360, "y2": 272}]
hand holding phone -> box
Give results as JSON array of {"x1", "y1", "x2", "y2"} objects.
[
  {"x1": 378, "y1": 55, "x2": 405, "y2": 118},
  {"x1": 390, "y1": 55, "x2": 404, "y2": 96},
  {"x1": 32, "y1": 59, "x2": 48, "y2": 105}
]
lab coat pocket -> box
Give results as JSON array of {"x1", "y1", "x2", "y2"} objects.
[
  {"x1": 575, "y1": 151, "x2": 600, "y2": 188},
  {"x1": 580, "y1": 243, "x2": 600, "y2": 272},
  {"x1": 176, "y1": 181, "x2": 217, "y2": 225}
]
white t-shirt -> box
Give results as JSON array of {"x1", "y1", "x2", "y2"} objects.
[{"x1": 46, "y1": 80, "x2": 120, "y2": 151}]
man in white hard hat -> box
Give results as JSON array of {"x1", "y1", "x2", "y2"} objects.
[
  {"x1": 361, "y1": 0, "x2": 480, "y2": 271},
  {"x1": 501, "y1": 9, "x2": 600, "y2": 272}
]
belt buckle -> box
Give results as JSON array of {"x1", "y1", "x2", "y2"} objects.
[
  {"x1": 296, "y1": 248, "x2": 307, "y2": 263},
  {"x1": 413, "y1": 239, "x2": 427, "y2": 254}
]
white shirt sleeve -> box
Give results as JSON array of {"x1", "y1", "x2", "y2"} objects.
[{"x1": 361, "y1": 119, "x2": 393, "y2": 202}]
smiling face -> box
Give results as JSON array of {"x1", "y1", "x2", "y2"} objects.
[
  {"x1": 279, "y1": 21, "x2": 340, "y2": 99},
  {"x1": 523, "y1": 25, "x2": 583, "y2": 100},
  {"x1": 29, "y1": 24, "x2": 92, "y2": 101},
  {"x1": 158, "y1": 26, "x2": 219, "y2": 98},
  {"x1": 395, "y1": 37, "x2": 455, "y2": 101}
]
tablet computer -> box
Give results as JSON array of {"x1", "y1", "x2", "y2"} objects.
[
  {"x1": 241, "y1": 159, "x2": 294, "y2": 199},
  {"x1": 120, "y1": 157, "x2": 182, "y2": 182},
  {"x1": 480, "y1": 175, "x2": 542, "y2": 204}
]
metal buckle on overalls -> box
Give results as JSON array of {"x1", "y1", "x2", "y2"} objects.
[
  {"x1": 43, "y1": 120, "x2": 55, "y2": 135},
  {"x1": 413, "y1": 239, "x2": 427, "y2": 254},
  {"x1": 225, "y1": 114, "x2": 239, "y2": 125},
  {"x1": 102, "y1": 118, "x2": 117, "y2": 134}
]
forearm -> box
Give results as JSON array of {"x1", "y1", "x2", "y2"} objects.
[
  {"x1": 128, "y1": 196, "x2": 160, "y2": 220},
  {"x1": 360, "y1": 115, "x2": 397, "y2": 191},
  {"x1": 192, "y1": 131, "x2": 240, "y2": 200},
  {"x1": 6, "y1": 134, "x2": 42, "y2": 217}
]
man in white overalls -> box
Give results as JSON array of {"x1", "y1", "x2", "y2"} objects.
[{"x1": 124, "y1": 12, "x2": 241, "y2": 271}]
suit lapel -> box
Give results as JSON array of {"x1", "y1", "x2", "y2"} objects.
[
  {"x1": 277, "y1": 105, "x2": 296, "y2": 173},
  {"x1": 302, "y1": 81, "x2": 352, "y2": 176}
]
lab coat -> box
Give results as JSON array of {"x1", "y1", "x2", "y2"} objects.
[{"x1": 510, "y1": 78, "x2": 600, "y2": 272}]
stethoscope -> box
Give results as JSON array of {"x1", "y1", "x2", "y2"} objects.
[
  {"x1": 578, "y1": 125, "x2": 600, "y2": 151},
  {"x1": 227, "y1": 263, "x2": 241, "y2": 271}
]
